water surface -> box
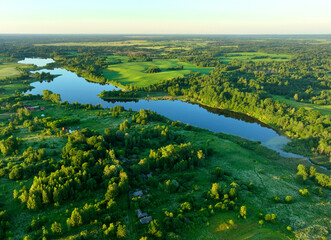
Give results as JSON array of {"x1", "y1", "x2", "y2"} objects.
[{"x1": 18, "y1": 57, "x2": 55, "y2": 67}]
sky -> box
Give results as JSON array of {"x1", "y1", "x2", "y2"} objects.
[{"x1": 0, "y1": 0, "x2": 330, "y2": 34}]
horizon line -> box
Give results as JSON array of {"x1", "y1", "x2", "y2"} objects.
[{"x1": 0, "y1": 33, "x2": 330, "y2": 35}]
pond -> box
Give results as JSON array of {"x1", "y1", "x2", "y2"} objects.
[{"x1": 20, "y1": 57, "x2": 306, "y2": 159}]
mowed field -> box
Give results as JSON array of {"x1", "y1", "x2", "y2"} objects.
[
  {"x1": 220, "y1": 52, "x2": 291, "y2": 64},
  {"x1": 273, "y1": 95, "x2": 331, "y2": 116},
  {"x1": 0, "y1": 63, "x2": 25, "y2": 79},
  {"x1": 103, "y1": 58, "x2": 214, "y2": 87}
]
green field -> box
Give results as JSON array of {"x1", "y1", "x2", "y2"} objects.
[
  {"x1": 220, "y1": 52, "x2": 291, "y2": 63},
  {"x1": 103, "y1": 59, "x2": 213, "y2": 87},
  {"x1": 273, "y1": 95, "x2": 331, "y2": 116},
  {"x1": 0, "y1": 63, "x2": 26, "y2": 79}
]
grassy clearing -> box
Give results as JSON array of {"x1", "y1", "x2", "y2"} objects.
[
  {"x1": 0, "y1": 63, "x2": 25, "y2": 79},
  {"x1": 273, "y1": 95, "x2": 331, "y2": 116},
  {"x1": 220, "y1": 52, "x2": 291, "y2": 64},
  {"x1": 103, "y1": 59, "x2": 213, "y2": 88}
]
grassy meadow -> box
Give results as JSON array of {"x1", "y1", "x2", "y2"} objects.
[
  {"x1": 103, "y1": 58, "x2": 214, "y2": 88},
  {"x1": 220, "y1": 52, "x2": 291, "y2": 64},
  {"x1": 0, "y1": 62, "x2": 29, "y2": 80}
]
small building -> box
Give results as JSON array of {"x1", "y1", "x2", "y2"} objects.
[
  {"x1": 40, "y1": 107, "x2": 45, "y2": 110},
  {"x1": 140, "y1": 216, "x2": 152, "y2": 224},
  {"x1": 136, "y1": 209, "x2": 148, "y2": 219},
  {"x1": 146, "y1": 172, "x2": 152, "y2": 178},
  {"x1": 29, "y1": 108, "x2": 35, "y2": 111},
  {"x1": 62, "y1": 127, "x2": 68, "y2": 131},
  {"x1": 142, "y1": 172, "x2": 153, "y2": 180},
  {"x1": 41, "y1": 114, "x2": 45, "y2": 117},
  {"x1": 132, "y1": 190, "x2": 144, "y2": 197}
]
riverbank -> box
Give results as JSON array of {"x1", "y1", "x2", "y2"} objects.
[{"x1": 183, "y1": 97, "x2": 330, "y2": 169}]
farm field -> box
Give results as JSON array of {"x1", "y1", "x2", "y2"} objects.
[
  {"x1": 220, "y1": 52, "x2": 291, "y2": 63},
  {"x1": 103, "y1": 58, "x2": 214, "y2": 87},
  {"x1": 0, "y1": 62, "x2": 29, "y2": 79}
]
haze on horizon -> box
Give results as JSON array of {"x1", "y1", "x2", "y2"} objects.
[{"x1": 1, "y1": 0, "x2": 330, "y2": 34}]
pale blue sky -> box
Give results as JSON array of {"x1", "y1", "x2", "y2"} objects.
[{"x1": 0, "y1": 0, "x2": 330, "y2": 34}]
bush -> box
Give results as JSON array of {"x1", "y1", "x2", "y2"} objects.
[
  {"x1": 299, "y1": 189, "x2": 309, "y2": 196},
  {"x1": 145, "y1": 66, "x2": 161, "y2": 73},
  {"x1": 285, "y1": 195, "x2": 293, "y2": 203}
]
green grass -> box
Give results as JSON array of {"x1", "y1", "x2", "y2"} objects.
[
  {"x1": 103, "y1": 59, "x2": 213, "y2": 87},
  {"x1": 220, "y1": 52, "x2": 291, "y2": 64},
  {"x1": 180, "y1": 129, "x2": 329, "y2": 240},
  {"x1": 0, "y1": 63, "x2": 24, "y2": 79},
  {"x1": 273, "y1": 95, "x2": 331, "y2": 116}
]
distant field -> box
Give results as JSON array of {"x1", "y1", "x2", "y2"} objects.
[
  {"x1": 220, "y1": 52, "x2": 291, "y2": 63},
  {"x1": 36, "y1": 40, "x2": 211, "y2": 50},
  {"x1": 35, "y1": 40, "x2": 149, "y2": 47},
  {"x1": 103, "y1": 58, "x2": 213, "y2": 87},
  {"x1": 273, "y1": 95, "x2": 331, "y2": 115},
  {"x1": 0, "y1": 62, "x2": 29, "y2": 79}
]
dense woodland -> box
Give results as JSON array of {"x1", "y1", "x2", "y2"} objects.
[{"x1": 0, "y1": 35, "x2": 330, "y2": 239}]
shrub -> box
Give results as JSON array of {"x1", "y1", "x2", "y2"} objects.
[
  {"x1": 299, "y1": 189, "x2": 309, "y2": 196},
  {"x1": 285, "y1": 195, "x2": 293, "y2": 203}
]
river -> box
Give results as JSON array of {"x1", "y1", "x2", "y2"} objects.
[{"x1": 19, "y1": 57, "x2": 307, "y2": 159}]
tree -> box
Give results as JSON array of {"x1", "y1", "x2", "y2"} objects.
[
  {"x1": 239, "y1": 206, "x2": 246, "y2": 219},
  {"x1": 148, "y1": 220, "x2": 162, "y2": 238},
  {"x1": 67, "y1": 208, "x2": 82, "y2": 227},
  {"x1": 210, "y1": 183, "x2": 221, "y2": 199},
  {"x1": 51, "y1": 222, "x2": 62, "y2": 234},
  {"x1": 116, "y1": 224, "x2": 126, "y2": 238},
  {"x1": 27, "y1": 193, "x2": 41, "y2": 210},
  {"x1": 296, "y1": 164, "x2": 308, "y2": 182},
  {"x1": 285, "y1": 195, "x2": 293, "y2": 203}
]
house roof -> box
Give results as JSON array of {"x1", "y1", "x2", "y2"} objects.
[
  {"x1": 140, "y1": 216, "x2": 152, "y2": 224},
  {"x1": 132, "y1": 190, "x2": 143, "y2": 197}
]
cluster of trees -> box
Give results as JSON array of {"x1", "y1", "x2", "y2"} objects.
[
  {"x1": 145, "y1": 66, "x2": 161, "y2": 73},
  {"x1": 0, "y1": 135, "x2": 20, "y2": 156},
  {"x1": 166, "y1": 65, "x2": 183, "y2": 71},
  {"x1": 147, "y1": 143, "x2": 205, "y2": 171},
  {"x1": 32, "y1": 72, "x2": 53, "y2": 80},
  {"x1": 296, "y1": 164, "x2": 331, "y2": 188},
  {"x1": 42, "y1": 90, "x2": 61, "y2": 103},
  {"x1": 98, "y1": 90, "x2": 138, "y2": 99},
  {"x1": 56, "y1": 54, "x2": 109, "y2": 84},
  {"x1": 139, "y1": 67, "x2": 331, "y2": 161}
]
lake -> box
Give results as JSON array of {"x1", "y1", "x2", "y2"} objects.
[{"x1": 19, "y1": 57, "x2": 306, "y2": 159}]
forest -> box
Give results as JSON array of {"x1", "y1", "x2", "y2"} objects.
[{"x1": 0, "y1": 35, "x2": 330, "y2": 240}]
